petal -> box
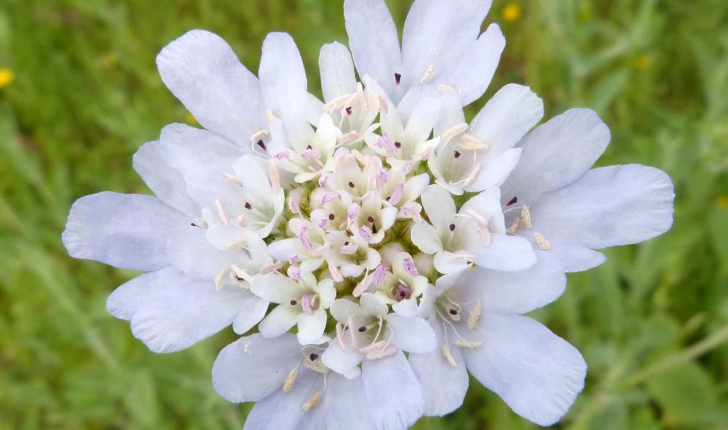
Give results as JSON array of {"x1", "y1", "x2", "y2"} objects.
[
  {"x1": 212, "y1": 333, "x2": 302, "y2": 402},
  {"x1": 469, "y1": 84, "x2": 543, "y2": 154},
  {"x1": 330, "y1": 298, "x2": 366, "y2": 323},
  {"x1": 362, "y1": 351, "x2": 424, "y2": 430},
  {"x1": 531, "y1": 164, "x2": 674, "y2": 248},
  {"x1": 133, "y1": 140, "x2": 199, "y2": 218},
  {"x1": 466, "y1": 148, "x2": 522, "y2": 192},
  {"x1": 159, "y1": 123, "x2": 243, "y2": 211},
  {"x1": 319, "y1": 42, "x2": 358, "y2": 103},
  {"x1": 130, "y1": 279, "x2": 246, "y2": 353},
  {"x1": 386, "y1": 314, "x2": 437, "y2": 354},
  {"x1": 434, "y1": 92, "x2": 466, "y2": 137},
  {"x1": 232, "y1": 296, "x2": 270, "y2": 335},
  {"x1": 408, "y1": 322, "x2": 468, "y2": 416},
  {"x1": 447, "y1": 252, "x2": 566, "y2": 315},
  {"x1": 501, "y1": 108, "x2": 611, "y2": 205},
  {"x1": 166, "y1": 225, "x2": 244, "y2": 280},
  {"x1": 157, "y1": 30, "x2": 264, "y2": 146},
  {"x1": 243, "y1": 367, "x2": 325, "y2": 430},
  {"x1": 411, "y1": 222, "x2": 443, "y2": 254},
  {"x1": 472, "y1": 233, "x2": 537, "y2": 271},
  {"x1": 420, "y1": 185, "x2": 456, "y2": 231},
  {"x1": 324, "y1": 373, "x2": 374, "y2": 429},
  {"x1": 297, "y1": 309, "x2": 327, "y2": 344},
  {"x1": 251, "y1": 273, "x2": 305, "y2": 304},
  {"x1": 258, "y1": 304, "x2": 300, "y2": 338},
  {"x1": 344, "y1": 0, "x2": 403, "y2": 100},
  {"x1": 464, "y1": 314, "x2": 587, "y2": 426},
  {"x1": 404, "y1": 98, "x2": 440, "y2": 144},
  {"x1": 401, "y1": 0, "x2": 492, "y2": 91},
  {"x1": 444, "y1": 24, "x2": 505, "y2": 106},
  {"x1": 360, "y1": 293, "x2": 388, "y2": 317},
  {"x1": 106, "y1": 266, "x2": 188, "y2": 321},
  {"x1": 62, "y1": 192, "x2": 187, "y2": 271},
  {"x1": 459, "y1": 187, "x2": 506, "y2": 233},
  {"x1": 322, "y1": 338, "x2": 364, "y2": 375}
]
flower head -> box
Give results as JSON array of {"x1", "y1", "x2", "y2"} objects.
[{"x1": 62, "y1": 0, "x2": 674, "y2": 428}]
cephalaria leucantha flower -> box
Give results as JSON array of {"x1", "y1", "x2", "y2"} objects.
[{"x1": 62, "y1": 0, "x2": 674, "y2": 428}]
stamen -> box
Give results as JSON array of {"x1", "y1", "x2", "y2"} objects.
[
  {"x1": 299, "y1": 232, "x2": 312, "y2": 251},
  {"x1": 402, "y1": 258, "x2": 419, "y2": 277},
  {"x1": 353, "y1": 271, "x2": 372, "y2": 297},
  {"x1": 336, "y1": 323, "x2": 349, "y2": 351},
  {"x1": 287, "y1": 265, "x2": 301, "y2": 280},
  {"x1": 534, "y1": 232, "x2": 552, "y2": 250},
  {"x1": 442, "y1": 344, "x2": 458, "y2": 367},
  {"x1": 215, "y1": 200, "x2": 229, "y2": 225},
  {"x1": 230, "y1": 265, "x2": 253, "y2": 282},
  {"x1": 250, "y1": 129, "x2": 270, "y2": 143},
  {"x1": 459, "y1": 134, "x2": 489, "y2": 151},
  {"x1": 521, "y1": 205, "x2": 532, "y2": 229},
  {"x1": 339, "y1": 243, "x2": 358, "y2": 255},
  {"x1": 301, "y1": 294, "x2": 318, "y2": 316},
  {"x1": 372, "y1": 264, "x2": 388, "y2": 286},
  {"x1": 378, "y1": 95, "x2": 389, "y2": 114},
  {"x1": 506, "y1": 196, "x2": 518, "y2": 206},
  {"x1": 283, "y1": 368, "x2": 297, "y2": 392},
  {"x1": 465, "y1": 210, "x2": 492, "y2": 246},
  {"x1": 260, "y1": 261, "x2": 283, "y2": 275},
  {"x1": 318, "y1": 175, "x2": 329, "y2": 187},
  {"x1": 302, "y1": 392, "x2": 323, "y2": 412},
  {"x1": 288, "y1": 195, "x2": 301, "y2": 214},
  {"x1": 375, "y1": 133, "x2": 397, "y2": 157},
  {"x1": 441, "y1": 123, "x2": 469, "y2": 144},
  {"x1": 236, "y1": 215, "x2": 247, "y2": 227},
  {"x1": 394, "y1": 284, "x2": 412, "y2": 302},
  {"x1": 507, "y1": 216, "x2": 521, "y2": 234},
  {"x1": 274, "y1": 149, "x2": 290, "y2": 159},
  {"x1": 338, "y1": 131, "x2": 359, "y2": 144},
  {"x1": 359, "y1": 225, "x2": 373, "y2": 241},
  {"x1": 420, "y1": 65, "x2": 435, "y2": 83},
  {"x1": 468, "y1": 304, "x2": 482, "y2": 330},
  {"x1": 388, "y1": 184, "x2": 404, "y2": 205},
  {"x1": 268, "y1": 160, "x2": 281, "y2": 192},
  {"x1": 321, "y1": 192, "x2": 338, "y2": 205},
  {"x1": 224, "y1": 173, "x2": 241, "y2": 183},
  {"x1": 266, "y1": 109, "x2": 276, "y2": 122},
  {"x1": 438, "y1": 84, "x2": 455, "y2": 93},
  {"x1": 256, "y1": 140, "x2": 267, "y2": 152},
  {"x1": 345, "y1": 106, "x2": 352, "y2": 115},
  {"x1": 244, "y1": 341, "x2": 252, "y2": 354},
  {"x1": 366, "y1": 345, "x2": 397, "y2": 360},
  {"x1": 455, "y1": 339, "x2": 482, "y2": 349},
  {"x1": 301, "y1": 148, "x2": 321, "y2": 160},
  {"x1": 214, "y1": 265, "x2": 229, "y2": 291},
  {"x1": 327, "y1": 259, "x2": 344, "y2": 282}
]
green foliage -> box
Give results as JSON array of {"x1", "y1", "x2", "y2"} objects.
[{"x1": 0, "y1": 0, "x2": 727, "y2": 428}]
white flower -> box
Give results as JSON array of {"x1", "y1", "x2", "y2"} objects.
[{"x1": 62, "y1": 0, "x2": 674, "y2": 428}]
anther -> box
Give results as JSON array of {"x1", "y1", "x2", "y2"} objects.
[
  {"x1": 345, "y1": 106, "x2": 352, "y2": 115},
  {"x1": 283, "y1": 368, "x2": 297, "y2": 393},
  {"x1": 442, "y1": 344, "x2": 458, "y2": 367},
  {"x1": 438, "y1": 84, "x2": 455, "y2": 93},
  {"x1": 394, "y1": 72, "x2": 402, "y2": 85},
  {"x1": 420, "y1": 65, "x2": 435, "y2": 83},
  {"x1": 367, "y1": 216, "x2": 375, "y2": 223},
  {"x1": 302, "y1": 392, "x2": 322, "y2": 412},
  {"x1": 521, "y1": 205, "x2": 532, "y2": 229},
  {"x1": 256, "y1": 139, "x2": 267, "y2": 152},
  {"x1": 290, "y1": 299, "x2": 298, "y2": 306},
  {"x1": 507, "y1": 216, "x2": 521, "y2": 234},
  {"x1": 454, "y1": 150, "x2": 461, "y2": 159},
  {"x1": 449, "y1": 309, "x2": 458, "y2": 316},
  {"x1": 468, "y1": 304, "x2": 482, "y2": 330},
  {"x1": 215, "y1": 200, "x2": 229, "y2": 226},
  {"x1": 455, "y1": 340, "x2": 482, "y2": 349},
  {"x1": 534, "y1": 232, "x2": 552, "y2": 250},
  {"x1": 506, "y1": 196, "x2": 518, "y2": 206},
  {"x1": 328, "y1": 213, "x2": 335, "y2": 220},
  {"x1": 348, "y1": 181, "x2": 355, "y2": 188},
  {"x1": 394, "y1": 141, "x2": 402, "y2": 149},
  {"x1": 358, "y1": 326, "x2": 367, "y2": 332},
  {"x1": 244, "y1": 202, "x2": 252, "y2": 210},
  {"x1": 309, "y1": 353, "x2": 319, "y2": 361},
  {"x1": 449, "y1": 223, "x2": 456, "y2": 232}
]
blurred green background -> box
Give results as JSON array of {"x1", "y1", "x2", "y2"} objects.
[{"x1": 1, "y1": 0, "x2": 727, "y2": 428}]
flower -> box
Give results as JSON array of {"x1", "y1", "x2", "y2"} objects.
[{"x1": 62, "y1": 0, "x2": 674, "y2": 428}]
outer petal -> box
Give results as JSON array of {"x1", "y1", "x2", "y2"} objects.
[
  {"x1": 157, "y1": 30, "x2": 264, "y2": 146},
  {"x1": 401, "y1": 0, "x2": 492, "y2": 91},
  {"x1": 324, "y1": 373, "x2": 375, "y2": 429},
  {"x1": 63, "y1": 192, "x2": 187, "y2": 271},
  {"x1": 106, "y1": 266, "x2": 188, "y2": 321},
  {"x1": 531, "y1": 165, "x2": 674, "y2": 248},
  {"x1": 501, "y1": 109, "x2": 611, "y2": 205},
  {"x1": 133, "y1": 140, "x2": 199, "y2": 219},
  {"x1": 446, "y1": 252, "x2": 566, "y2": 315},
  {"x1": 344, "y1": 0, "x2": 403, "y2": 100},
  {"x1": 386, "y1": 314, "x2": 437, "y2": 354},
  {"x1": 212, "y1": 334, "x2": 302, "y2": 402},
  {"x1": 259, "y1": 32, "x2": 307, "y2": 110},
  {"x1": 243, "y1": 368, "x2": 324, "y2": 430},
  {"x1": 129, "y1": 279, "x2": 246, "y2": 353},
  {"x1": 362, "y1": 351, "x2": 424, "y2": 430},
  {"x1": 464, "y1": 314, "x2": 587, "y2": 426},
  {"x1": 469, "y1": 84, "x2": 544, "y2": 154},
  {"x1": 445, "y1": 24, "x2": 505, "y2": 105},
  {"x1": 408, "y1": 322, "x2": 468, "y2": 416},
  {"x1": 472, "y1": 233, "x2": 537, "y2": 271},
  {"x1": 319, "y1": 42, "x2": 358, "y2": 103}
]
